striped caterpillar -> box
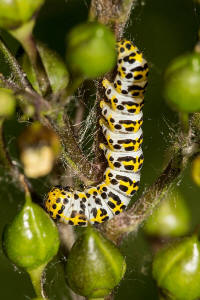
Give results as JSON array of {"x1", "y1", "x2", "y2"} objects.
[{"x1": 45, "y1": 40, "x2": 148, "y2": 226}]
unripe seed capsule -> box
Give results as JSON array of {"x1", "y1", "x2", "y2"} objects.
[
  {"x1": 3, "y1": 201, "x2": 60, "y2": 271},
  {"x1": 66, "y1": 22, "x2": 116, "y2": 79},
  {"x1": 153, "y1": 235, "x2": 200, "y2": 300},
  {"x1": 65, "y1": 225, "x2": 126, "y2": 298},
  {"x1": 164, "y1": 52, "x2": 200, "y2": 112},
  {"x1": 144, "y1": 189, "x2": 190, "y2": 238},
  {"x1": 0, "y1": 0, "x2": 44, "y2": 30}
]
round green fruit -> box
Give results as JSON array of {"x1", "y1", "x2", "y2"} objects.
[
  {"x1": 153, "y1": 236, "x2": 200, "y2": 300},
  {"x1": 66, "y1": 22, "x2": 116, "y2": 78},
  {"x1": 164, "y1": 52, "x2": 200, "y2": 112},
  {"x1": 144, "y1": 189, "x2": 190, "y2": 237},
  {"x1": 3, "y1": 202, "x2": 60, "y2": 271},
  {"x1": 65, "y1": 225, "x2": 126, "y2": 298},
  {"x1": 0, "y1": 0, "x2": 44, "y2": 30}
]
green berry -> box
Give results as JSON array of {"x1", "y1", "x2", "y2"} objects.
[
  {"x1": 144, "y1": 189, "x2": 190, "y2": 237},
  {"x1": 3, "y1": 201, "x2": 60, "y2": 271},
  {"x1": 66, "y1": 22, "x2": 116, "y2": 78},
  {"x1": 153, "y1": 236, "x2": 200, "y2": 300},
  {"x1": 164, "y1": 52, "x2": 200, "y2": 112},
  {"x1": 0, "y1": 0, "x2": 44, "y2": 30},
  {"x1": 65, "y1": 225, "x2": 126, "y2": 298}
]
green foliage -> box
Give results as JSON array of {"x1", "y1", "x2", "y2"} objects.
[
  {"x1": 0, "y1": 88, "x2": 16, "y2": 117},
  {"x1": 66, "y1": 22, "x2": 116, "y2": 78},
  {"x1": 65, "y1": 225, "x2": 126, "y2": 298},
  {"x1": 0, "y1": 0, "x2": 45, "y2": 29},
  {"x1": 153, "y1": 236, "x2": 200, "y2": 300},
  {"x1": 164, "y1": 52, "x2": 200, "y2": 112},
  {"x1": 20, "y1": 41, "x2": 69, "y2": 94},
  {"x1": 3, "y1": 200, "x2": 60, "y2": 271}
]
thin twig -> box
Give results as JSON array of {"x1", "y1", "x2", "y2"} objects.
[
  {"x1": 0, "y1": 37, "x2": 32, "y2": 89},
  {"x1": 0, "y1": 118, "x2": 12, "y2": 168},
  {"x1": 74, "y1": 100, "x2": 85, "y2": 137},
  {"x1": 0, "y1": 73, "x2": 49, "y2": 112},
  {"x1": 48, "y1": 111, "x2": 100, "y2": 185},
  {"x1": 89, "y1": 0, "x2": 136, "y2": 39}
]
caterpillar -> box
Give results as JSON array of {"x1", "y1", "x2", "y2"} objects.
[{"x1": 45, "y1": 40, "x2": 148, "y2": 226}]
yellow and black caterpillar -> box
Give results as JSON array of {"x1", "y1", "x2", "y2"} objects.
[{"x1": 45, "y1": 40, "x2": 149, "y2": 226}]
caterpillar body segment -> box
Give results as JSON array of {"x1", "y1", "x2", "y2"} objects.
[
  {"x1": 45, "y1": 40, "x2": 149, "y2": 226},
  {"x1": 103, "y1": 83, "x2": 144, "y2": 115},
  {"x1": 100, "y1": 101, "x2": 143, "y2": 133}
]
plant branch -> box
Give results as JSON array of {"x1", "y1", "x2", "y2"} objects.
[
  {"x1": 0, "y1": 73, "x2": 98, "y2": 185},
  {"x1": 9, "y1": 20, "x2": 51, "y2": 96},
  {"x1": 89, "y1": 0, "x2": 136, "y2": 39},
  {"x1": 0, "y1": 36, "x2": 32, "y2": 89},
  {"x1": 0, "y1": 36, "x2": 100, "y2": 185},
  {"x1": 28, "y1": 264, "x2": 47, "y2": 299},
  {"x1": 0, "y1": 118, "x2": 12, "y2": 169},
  {"x1": 47, "y1": 111, "x2": 100, "y2": 185}
]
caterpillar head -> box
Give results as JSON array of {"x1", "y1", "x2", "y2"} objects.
[
  {"x1": 117, "y1": 40, "x2": 137, "y2": 57},
  {"x1": 45, "y1": 186, "x2": 73, "y2": 220}
]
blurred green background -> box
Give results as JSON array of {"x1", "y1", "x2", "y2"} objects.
[{"x1": 0, "y1": 0, "x2": 200, "y2": 299}]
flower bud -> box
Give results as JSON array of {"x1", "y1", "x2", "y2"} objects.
[
  {"x1": 191, "y1": 155, "x2": 200, "y2": 186},
  {"x1": 20, "y1": 42, "x2": 69, "y2": 94},
  {"x1": 66, "y1": 22, "x2": 116, "y2": 78},
  {"x1": 65, "y1": 225, "x2": 126, "y2": 298},
  {"x1": 144, "y1": 189, "x2": 190, "y2": 237},
  {"x1": 18, "y1": 122, "x2": 60, "y2": 178},
  {"x1": 0, "y1": 88, "x2": 16, "y2": 117},
  {"x1": 0, "y1": 0, "x2": 44, "y2": 30},
  {"x1": 164, "y1": 52, "x2": 200, "y2": 112},
  {"x1": 3, "y1": 200, "x2": 60, "y2": 271},
  {"x1": 153, "y1": 236, "x2": 200, "y2": 300}
]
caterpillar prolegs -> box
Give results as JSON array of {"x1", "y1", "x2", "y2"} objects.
[{"x1": 45, "y1": 40, "x2": 149, "y2": 226}]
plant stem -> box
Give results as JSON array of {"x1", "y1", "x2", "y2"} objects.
[
  {"x1": 179, "y1": 112, "x2": 189, "y2": 134},
  {"x1": 0, "y1": 37, "x2": 31, "y2": 89},
  {"x1": 10, "y1": 20, "x2": 51, "y2": 96},
  {"x1": 48, "y1": 111, "x2": 99, "y2": 185},
  {"x1": 65, "y1": 76, "x2": 83, "y2": 98},
  {"x1": 28, "y1": 264, "x2": 47, "y2": 299},
  {"x1": 89, "y1": 0, "x2": 136, "y2": 39},
  {"x1": 0, "y1": 118, "x2": 12, "y2": 168}
]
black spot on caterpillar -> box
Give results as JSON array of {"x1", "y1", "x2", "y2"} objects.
[{"x1": 45, "y1": 40, "x2": 149, "y2": 226}]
